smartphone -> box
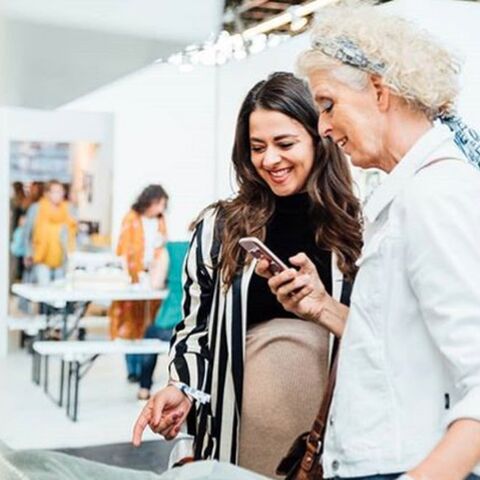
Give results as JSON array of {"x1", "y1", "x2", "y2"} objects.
[{"x1": 239, "y1": 237, "x2": 288, "y2": 275}]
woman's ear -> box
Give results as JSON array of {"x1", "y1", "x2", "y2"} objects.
[{"x1": 370, "y1": 75, "x2": 390, "y2": 112}]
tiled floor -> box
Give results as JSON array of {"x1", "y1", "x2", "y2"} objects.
[{"x1": 0, "y1": 345, "x2": 169, "y2": 450}]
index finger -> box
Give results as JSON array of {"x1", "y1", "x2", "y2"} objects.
[
  {"x1": 152, "y1": 392, "x2": 167, "y2": 426},
  {"x1": 289, "y1": 252, "x2": 314, "y2": 271},
  {"x1": 132, "y1": 404, "x2": 152, "y2": 447},
  {"x1": 268, "y1": 268, "x2": 297, "y2": 292},
  {"x1": 255, "y1": 258, "x2": 272, "y2": 279}
]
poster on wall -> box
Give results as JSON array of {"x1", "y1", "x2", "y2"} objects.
[{"x1": 10, "y1": 141, "x2": 71, "y2": 182}]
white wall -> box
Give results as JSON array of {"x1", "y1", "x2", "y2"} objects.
[
  {"x1": 4, "y1": 18, "x2": 184, "y2": 109},
  {"x1": 384, "y1": 0, "x2": 480, "y2": 127},
  {"x1": 0, "y1": 107, "x2": 113, "y2": 357},
  {"x1": 0, "y1": 111, "x2": 9, "y2": 358},
  {"x1": 63, "y1": 65, "x2": 218, "y2": 243}
]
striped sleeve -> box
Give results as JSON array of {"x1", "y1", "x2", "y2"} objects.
[{"x1": 168, "y1": 209, "x2": 219, "y2": 394}]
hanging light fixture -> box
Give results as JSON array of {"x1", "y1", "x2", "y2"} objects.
[{"x1": 163, "y1": 0, "x2": 339, "y2": 71}]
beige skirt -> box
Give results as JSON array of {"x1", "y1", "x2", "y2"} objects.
[{"x1": 238, "y1": 318, "x2": 329, "y2": 479}]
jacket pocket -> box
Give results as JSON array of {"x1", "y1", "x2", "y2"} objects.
[{"x1": 332, "y1": 342, "x2": 392, "y2": 459}]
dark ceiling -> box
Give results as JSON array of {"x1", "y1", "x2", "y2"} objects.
[{"x1": 223, "y1": 0, "x2": 393, "y2": 34}]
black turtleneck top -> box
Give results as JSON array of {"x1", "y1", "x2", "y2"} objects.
[{"x1": 247, "y1": 192, "x2": 332, "y2": 328}]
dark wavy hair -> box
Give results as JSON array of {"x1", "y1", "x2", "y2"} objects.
[
  {"x1": 132, "y1": 184, "x2": 169, "y2": 214},
  {"x1": 208, "y1": 72, "x2": 363, "y2": 286}
]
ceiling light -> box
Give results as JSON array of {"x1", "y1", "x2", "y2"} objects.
[
  {"x1": 233, "y1": 48, "x2": 247, "y2": 60},
  {"x1": 158, "y1": 0, "x2": 340, "y2": 70},
  {"x1": 290, "y1": 16, "x2": 308, "y2": 32},
  {"x1": 242, "y1": 0, "x2": 338, "y2": 39},
  {"x1": 223, "y1": 7, "x2": 236, "y2": 24},
  {"x1": 249, "y1": 33, "x2": 267, "y2": 54},
  {"x1": 167, "y1": 53, "x2": 183, "y2": 66}
]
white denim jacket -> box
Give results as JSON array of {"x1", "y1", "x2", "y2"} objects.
[{"x1": 323, "y1": 125, "x2": 480, "y2": 478}]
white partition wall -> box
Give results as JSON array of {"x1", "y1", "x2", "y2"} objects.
[
  {"x1": 63, "y1": 65, "x2": 218, "y2": 243},
  {"x1": 0, "y1": 111, "x2": 9, "y2": 358},
  {"x1": 384, "y1": 0, "x2": 480, "y2": 126},
  {"x1": 0, "y1": 108, "x2": 113, "y2": 357}
]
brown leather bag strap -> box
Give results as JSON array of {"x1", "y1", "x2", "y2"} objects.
[{"x1": 300, "y1": 346, "x2": 339, "y2": 473}]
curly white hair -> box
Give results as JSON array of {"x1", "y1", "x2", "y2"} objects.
[{"x1": 297, "y1": 0, "x2": 462, "y2": 119}]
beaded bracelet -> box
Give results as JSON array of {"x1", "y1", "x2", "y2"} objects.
[{"x1": 168, "y1": 381, "x2": 210, "y2": 405}]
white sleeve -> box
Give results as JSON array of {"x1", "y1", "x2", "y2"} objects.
[{"x1": 405, "y1": 162, "x2": 480, "y2": 425}]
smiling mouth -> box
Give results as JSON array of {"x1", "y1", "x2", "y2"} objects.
[
  {"x1": 267, "y1": 167, "x2": 293, "y2": 183},
  {"x1": 336, "y1": 137, "x2": 348, "y2": 149}
]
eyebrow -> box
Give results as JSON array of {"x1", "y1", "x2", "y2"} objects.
[{"x1": 250, "y1": 134, "x2": 299, "y2": 143}]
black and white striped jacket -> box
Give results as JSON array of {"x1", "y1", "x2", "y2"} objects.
[{"x1": 169, "y1": 208, "x2": 348, "y2": 463}]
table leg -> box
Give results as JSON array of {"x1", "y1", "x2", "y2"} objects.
[
  {"x1": 43, "y1": 355, "x2": 49, "y2": 394},
  {"x1": 66, "y1": 361, "x2": 72, "y2": 417},
  {"x1": 58, "y1": 360, "x2": 65, "y2": 407},
  {"x1": 73, "y1": 361, "x2": 80, "y2": 422},
  {"x1": 62, "y1": 304, "x2": 70, "y2": 339},
  {"x1": 31, "y1": 351, "x2": 38, "y2": 384}
]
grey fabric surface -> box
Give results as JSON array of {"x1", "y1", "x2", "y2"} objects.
[
  {"x1": 0, "y1": 441, "x2": 270, "y2": 480},
  {"x1": 57, "y1": 440, "x2": 174, "y2": 473},
  {"x1": 158, "y1": 461, "x2": 270, "y2": 479},
  {"x1": 0, "y1": 440, "x2": 160, "y2": 480}
]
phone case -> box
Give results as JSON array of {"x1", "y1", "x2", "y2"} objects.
[{"x1": 239, "y1": 237, "x2": 288, "y2": 274}]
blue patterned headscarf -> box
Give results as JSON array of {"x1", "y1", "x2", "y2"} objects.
[{"x1": 312, "y1": 36, "x2": 480, "y2": 168}]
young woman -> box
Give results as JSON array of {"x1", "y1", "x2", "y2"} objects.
[
  {"x1": 110, "y1": 184, "x2": 169, "y2": 382},
  {"x1": 133, "y1": 72, "x2": 362, "y2": 478}
]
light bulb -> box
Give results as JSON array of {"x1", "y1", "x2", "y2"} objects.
[
  {"x1": 290, "y1": 17, "x2": 308, "y2": 32},
  {"x1": 233, "y1": 48, "x2": 247, "y2": 60}
]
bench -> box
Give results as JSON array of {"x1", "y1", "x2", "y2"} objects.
[
  {"x1": 8, "y1": 315, "x2": 109, "y2": 336},
  {"x1": 32, "y1": 339, "x2": 170, "y2": 421}
]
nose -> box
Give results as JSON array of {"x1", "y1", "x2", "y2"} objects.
[
  {"x1": 262, "y1": 146, "x2": 281, "y2": 168},
  {"x1": 317, "y1": 114, "x2": 332, "y2": 139}
]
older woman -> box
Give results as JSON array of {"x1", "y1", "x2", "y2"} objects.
[{"x1": 259, "y1": 2, "x2": 480, "y2": 480}]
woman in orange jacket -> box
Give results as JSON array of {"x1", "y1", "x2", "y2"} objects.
[{"x1": 110, "y1": 184, "x2": 169, "y2": 382}]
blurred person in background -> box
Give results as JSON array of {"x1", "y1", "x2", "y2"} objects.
[
  {"x1": 11, "y1": 182, "x2": 28, "y2": 231},
  {"x1": 24, "y1": 179, "x2": 77, "y2": 285},
  {"x1": 10, "y1": 214, "x2": 27, "y2": 274},
  {"x1": 10, "y1": 183, "x2": 29, "y2": 281},
  {"x1": 26, "y1": 181, "x2": 45, "y2": 207},
  {"x1": 110, "y1": 184, "x2": 169, "y2": 383},
  {"x1": 137, "y1": 240, "x2": 189, "y2": 401}
]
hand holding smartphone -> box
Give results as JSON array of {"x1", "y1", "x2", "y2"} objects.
[{"x1": 239, "y1": 237, "x2": 288, "y2": 275}]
